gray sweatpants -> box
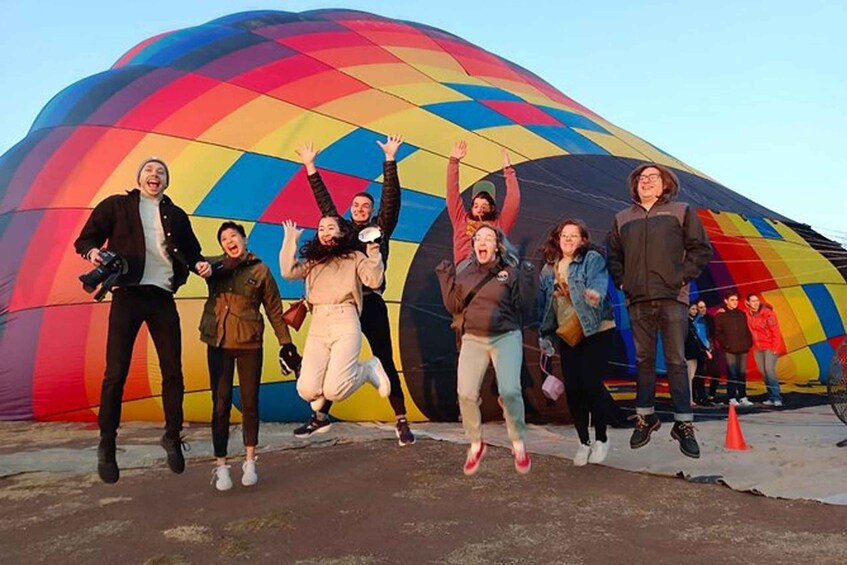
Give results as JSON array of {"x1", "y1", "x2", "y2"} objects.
[{"x1": 457, "y1": 329, "x2": 526, "y2": 443}]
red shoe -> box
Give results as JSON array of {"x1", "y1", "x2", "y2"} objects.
[
  {"x1": 463, "y1": 442, "x2": 487, "y2": 475},
  {"x1": 513, "y1": 447, "x2": 531, "y2": 474}
]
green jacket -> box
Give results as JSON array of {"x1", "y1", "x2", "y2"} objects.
[{"x1": 199, "y1": 253, "x2": 292, "y2": 349}]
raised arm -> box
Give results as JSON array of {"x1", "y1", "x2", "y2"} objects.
[
  {"x1": 279, "y1": 220, "x2": 306, "y2": 280},
  {"x1": 446, "y1": 141, "x2": 470, "y2": 231},
  {"x1": 297, "y1": 142, "x2": 338, "y2": 217},
  {"x1": 375, "y1": 134, "x2": 403, "y2": 237},
  {"x1": 356, "y1": 243, "x2": 385, "y2": 289},
  {"x1": 499, "y1": 149, "x2": 521, "y2": 235}
]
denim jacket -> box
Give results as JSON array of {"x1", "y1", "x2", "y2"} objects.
[{"x1": 537, "y1": 248, "x2": 614, "y2": 339}]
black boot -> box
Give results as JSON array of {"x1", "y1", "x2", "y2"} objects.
[
  {"x1": 97, "y1": 436, "x2": 120, "y2": 484},
  {"x1": 629, "y1": 413, "x2": 661, "y2": 449},
  {"x1": 671, "y1": 422, "x2": 701, "y2": 459},
  {"x1": 160, "y1": 433, "x2": 187, "y2": 474}
]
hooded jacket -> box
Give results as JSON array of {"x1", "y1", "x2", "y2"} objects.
[
  {"x1": 746, "y1": 304, "x2": 786, "y2": 354},
  {"x1": 607, "y1": 190, "x2": 712, "y2": 306}
]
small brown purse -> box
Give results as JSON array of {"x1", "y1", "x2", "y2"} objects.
[
  {"x1": 554, "y1": 265, "x2": 584, "y2": 347},
  {"x1": 282, "y1": 299, "x2": 308, "y2": 331}
]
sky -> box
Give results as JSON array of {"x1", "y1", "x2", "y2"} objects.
[{"x1": 2, "y1": 0, "x2": 845, "y2": 242}]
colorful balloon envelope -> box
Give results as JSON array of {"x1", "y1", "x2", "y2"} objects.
[{"x1": 0, "y1": 10, "x2": 844, "y2": 423}]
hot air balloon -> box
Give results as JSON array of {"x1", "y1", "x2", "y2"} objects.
[{"x1": 1, "y1": 9, "x2": 844, "y2": 425}]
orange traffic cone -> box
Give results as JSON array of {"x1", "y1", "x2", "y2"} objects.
[{"x1": 724, "y1": 404, "x2": 749, "y2": 450}]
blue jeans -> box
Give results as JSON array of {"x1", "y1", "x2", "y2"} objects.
[
  {"x1": 629, "y1": 300, "x2": 692, "y2": 422},
  {"x1": 724, "y1": 352, "x2": 748, "y2": 400},
  {"x1": 753, "y1": 349, "x2": 782, "y2": 401}
]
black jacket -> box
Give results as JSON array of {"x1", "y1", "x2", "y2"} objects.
[
  {"x1": 308, "y1": 161, "x2": 400, "y2": 292},
  {"x1": 607, "y1": 198, "x2": 712, "y2": 305},
  {"x1": 714, "y1": 308, "x2": 753, "y2": 354},
  {"x1": 73, "y1": 189, "x2": 204, "y2": 291}
]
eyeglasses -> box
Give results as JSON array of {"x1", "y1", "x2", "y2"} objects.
[
  {"x1": 637, "y1": 173, "x2": 661, "y2": 182},
  {"x1": 560, "y1": 234, "x2": 581, "y2": 240},
  {"x1": 474, "y1": 236, "x2": 498, "y2": 244}
]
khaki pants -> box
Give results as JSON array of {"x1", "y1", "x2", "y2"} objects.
[
  {"x1": 297, "y1": 304, "x2": 370, "y2": 403},
  {"x1": 457, "y1": 330, "x2": 526, "y2": 443}
]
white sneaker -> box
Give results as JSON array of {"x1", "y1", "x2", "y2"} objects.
[
  {"x1": 762, "y1": 399, "x2": 774, "y2": 407},
  {"x1": 739, "y1": 397, "x2": 754, "y2": 407},
  {"x1": 211, "y1": 464, "x2": 233, "y2": 491},
  {"x1": 773, "y1": 400, "x2": 783, "y2": 407},
  {"x1": 242, "y1": 458, "x2": 258, "y2": 487},
  {"x1": 588, "y1": 440, "x2": 610, "y2": 464},
  {"x1": 729, "y1": 398, "x2": 740, "y2": 407},
  {"x1": 365, "y1": 357, "x2": 391, "y2": 398},
  {"x1": 573, "y1": 443, "x2": 591, "y2": 467}
]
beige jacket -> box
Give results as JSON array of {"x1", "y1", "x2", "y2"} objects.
[{"x1": 279, "y1": 232, "x2": 383, "y2": 315}]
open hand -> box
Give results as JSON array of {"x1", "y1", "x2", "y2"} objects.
[
  {"x1": 450, "y1": 140, "x2": 467, "y2": 161},
  {"x1": 282, "y1": 219, "x2": 304, "y2": 240},
  {"x1": 377, "y1": 134, "x2": 404, "y2": 161},
  {"x1": 295, "y1": 143, "x2": 320, "y2": 166}
]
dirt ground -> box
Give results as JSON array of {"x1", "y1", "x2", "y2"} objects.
[{"x1": 2, "y1": 424, "x2": 847, "y2": 565}]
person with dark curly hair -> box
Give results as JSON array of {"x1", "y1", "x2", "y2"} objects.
[
  {"x1": 279, "y1": 216, "x2": 391, "y2": 415},
  {"x1": 538, "y1": 219, "x2": 617, "y2": 466},
  {"x1": 291, "y1": 137, "x2": 416, "y2": 446}
]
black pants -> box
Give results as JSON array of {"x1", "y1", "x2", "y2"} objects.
[
  {"x1": 558, "y1": 330, "x2": 611, "y2": 444},
  {"x1": 692, "y1": 353, "x2": 720, "y2": 401},
  {"x1": 208, "y1": 346, "x2": 263, "y2": 458},
  {"x1": 99, "y1": 286, "x2": 183, "y2": 439},
  {"x1": 321, "y1": 292, "x2": 407, "y2": 417}
]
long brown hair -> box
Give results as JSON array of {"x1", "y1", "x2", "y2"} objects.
[
  {"x1": 627, "y1": 163, "x2": 679, "y2": 203},
  {"x1": 539, "y1": 218, "x2": 591, "y2": 264}
]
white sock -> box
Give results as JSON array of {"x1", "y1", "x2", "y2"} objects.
[
  {"x1": 471, "y1": 441, "x2": 482, "y2": 453},
  {"x1": 512, "y1": 440, "x2": 526, "y2": 457}
]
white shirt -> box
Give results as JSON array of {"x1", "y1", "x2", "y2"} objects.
[{"x1": 137, "y1": 192, "x2": 174, "y2": 292}]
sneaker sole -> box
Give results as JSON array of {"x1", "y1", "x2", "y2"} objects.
[
  {"x1": 372, "y1": 358, "x2": 391, "y2": 398},
  {"x1": 293, "y1": 422, "x2": 333, "y2": 439},
  {"x1": 629, "y1": 420, "x2": 661, "y2": 449},
  {"x1": 463, "y1": 444, "x2": 487, "y2": 476},
  {"x1": 670, "y1": 428, "x2": 701, "y2": 459}
]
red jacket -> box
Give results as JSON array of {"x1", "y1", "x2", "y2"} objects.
[
  {"x1": 746, "y1": 304, "x2": 786, "y2": 354},
  {"x1": 446, "y1": 158, "x2": 520, "y2": 264}
]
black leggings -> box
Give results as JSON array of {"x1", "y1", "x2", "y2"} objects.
[
  {"x1": 208, "y1": 346, "x2": 263, "y2": 458},
  {"x1": 558, "y1": 330, "x2": 611, "y2": 444}
]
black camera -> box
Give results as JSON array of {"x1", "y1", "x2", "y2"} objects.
[{"x1": 79, "y1": 249, "x2": 127, "y2": 301}]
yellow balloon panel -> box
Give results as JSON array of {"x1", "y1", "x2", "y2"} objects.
[
  {"x1": 780, "y1": 287, "x2": 827, "y2": 345},
  {"x1": 394, "y1": 151, "x2": 448, "y2": 196},
  {"x1": 379, "y1": 82, "x2": 470, "y2": 106},
  {"x1": 197, "y1": 95, "x2": 305, "y2": 152},
  {"x1": 477, "y1": 124, "x2": 567, "y2": 161},
  {"x1": 250, "y1": 112, "x2": 357, "y2": 159}
]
